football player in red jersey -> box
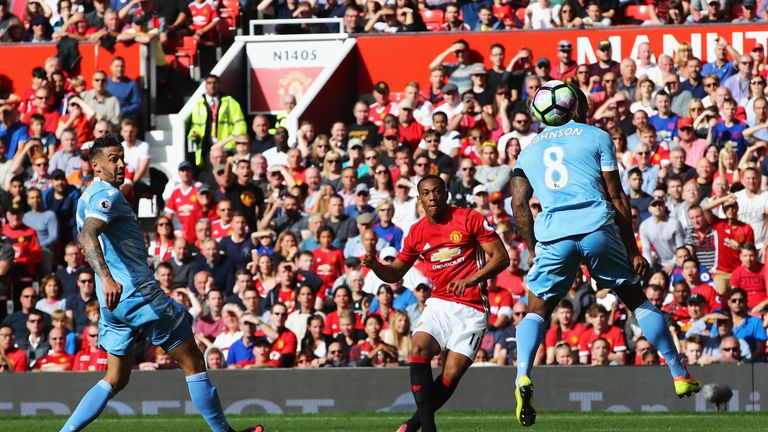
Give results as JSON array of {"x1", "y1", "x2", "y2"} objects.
[{"x1": 363, "y1": 175, "x2": 509, "y2": 432}]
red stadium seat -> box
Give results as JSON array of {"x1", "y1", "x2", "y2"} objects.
[
  {"x1": 515, "y1": 7, "x2": 526, "y2": 23},
  {"x1": 175, "y1": 36, "x2": 199, "y2": 80},
  {"x1": 420, "y1": 9, "x2": 444, "y2": 32},
  {"x1": 625, "y1": 5, "x2": 651, "y2": 21}
]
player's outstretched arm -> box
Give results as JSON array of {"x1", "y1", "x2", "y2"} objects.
[
  {"x1": 512, "y1": 175, "x2": 536, "y2": 256},
  {"x1": 600, "y1": 170, "x2": 649, "y2": 278},
  {"x1": 361, "y1": 253, "x2": 412, "y2": 283},
  {"x1": 79, "y1": 217, "x2": 123, "y2": 311}
]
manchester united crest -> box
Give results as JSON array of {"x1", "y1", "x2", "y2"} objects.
[{"x1": 449, "y1": 230, "x2": 463, "y2": 243}]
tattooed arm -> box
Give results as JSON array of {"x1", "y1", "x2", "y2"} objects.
[
  {"x1": 512, "y1": 173, "x2": 536, "y2": 266},
  {"x1": 78, "y1": 217, "x2": 122, "y2": 310}
]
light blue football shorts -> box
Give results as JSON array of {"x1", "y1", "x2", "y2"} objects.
[
  {"x1": 526, "y1": 223, "x2": 640, "y2": 301},
  {"x1": 99, "y1": 282, "x2": 191, "y2": 356}
]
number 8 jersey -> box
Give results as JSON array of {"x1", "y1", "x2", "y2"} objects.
[{"x1": 514, "y1": 120, "x2": 617, "y2": 243}]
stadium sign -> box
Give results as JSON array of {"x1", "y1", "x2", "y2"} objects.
[{"x1": 0, "y1": 364, "x2": 763, "y2": 416}]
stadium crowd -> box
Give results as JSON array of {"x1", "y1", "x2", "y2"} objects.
[{"x1": 0, "y1": 0, "x2": 767, "y2": 374}]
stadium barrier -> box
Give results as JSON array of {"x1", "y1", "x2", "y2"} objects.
[{"x1": 0, "y1": 364, "x2": 765, "y2": 416}]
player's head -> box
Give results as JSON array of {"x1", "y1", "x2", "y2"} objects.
[
  {"x1": 566, "y1": 83, "x2": 589, "y2": 124},
  {"x1": 89, "y1": 132, "x2": 125, "y2": 186},
  {"x1": 416, "y1": 175, "x2": 448, "y2": 220}
]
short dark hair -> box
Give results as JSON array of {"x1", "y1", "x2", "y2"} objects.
[
  {"x1": 89, "y1": 132, "x2": 121, "y2": 161},
  {"x1": 417, "y1": 174, "x2": 446, "y2": 192},
  {"x1": 204, "y1": 74, "x2": 220, "y2": 82},
  {"x1": 32, "y1": 67, "x2": 46, "y2": 79}
]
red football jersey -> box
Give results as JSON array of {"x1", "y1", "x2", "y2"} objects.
[
  {"x1": 711, "y1": 218, "x2": 754, "y2": 273},
  {"x1": 211, "y1": 220, "x2": 233, "y2": 241},
  {"x1": 312, "y1": 247, "x2": 346, "y2": 293},
  {"x1": 323, "y1": 309, "x2": 364, "y2": 337},
  {"x1": 254, "y1": 328, "x2": 297, "y2": 368},
  {"x1": 397, "y1": 206, "x2": 500, "y2": 313},
  {"x1": 165, "y1": 185, "x2": 202, "y2": 242},
  {"x1": 731, "y1": 264, "x2": 767, "y2": 309},
  {"x1": 72, "y1": 348, "x2": 109, "y2": 371},
  {"x1": 488, "y1": 288, "x2": 513, "y2": 325},
  {"x1": 545, "y1": 322, "x2": 586, "y2": 349},
  {"x1": 35, "y1": 352, "x2": 74, "y2": 370},
  {"x1": 692, "y1": 283, "x2": 722, "y2": 313},
  {"x1": 578, "y1": 325, "x2": 627, "y2": 360}
]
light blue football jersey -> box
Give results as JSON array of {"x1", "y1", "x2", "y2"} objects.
[
  {"x1": 516, "y1": 120, "x2": 617, "y2": 242},
  {"x1": 76, "y1": 178, "x2": 155, "y2": 303}
]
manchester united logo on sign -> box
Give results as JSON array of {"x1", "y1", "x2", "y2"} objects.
[{"x1": 449, "y1": 230, "x2": 463, "y2": 243}]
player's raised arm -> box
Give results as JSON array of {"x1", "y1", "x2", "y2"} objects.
[
  {"x1": 600, "y1": 169, "x2": 649, "y2": 278},
  {"x1": 78, "y1": 217, "x2": 122, "y2": 311},
  {"x1": 512, "y1": 173, "x2": 537, "y2": 257}
]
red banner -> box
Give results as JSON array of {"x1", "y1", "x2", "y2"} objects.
[
  {"x1": 355, "y1": 24, "x2": 768, "y2": 94},
  {"x1": 0, "y1": 42, "x2": 142, "y2": 94}
]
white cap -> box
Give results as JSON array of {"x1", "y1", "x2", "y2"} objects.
[
  {"x1": 379, "y1": 246, "x2": 397, "y2": 260},
  {"x1": 473, "y1": 185, "x2": 488, "y2": 195}
]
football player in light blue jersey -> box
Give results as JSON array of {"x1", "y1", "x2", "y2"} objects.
[
  {"x1": 62, "y1": 134, "x2": 261, "y2": 432},
  {"x1": 511, "y1": 86, "x2": 701, "y2": 427}
]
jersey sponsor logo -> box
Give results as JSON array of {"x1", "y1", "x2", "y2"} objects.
[
  {"x1": 449, "y1": 231, "x2": 463, "y2": 243},
  {"x1": 99, "y1": 198, "x2": 112, "y2": 211},
  {"x1": 430, "y1": 247, "x2": 461, "y2": 263}
]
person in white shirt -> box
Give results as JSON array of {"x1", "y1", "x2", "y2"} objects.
[
  {"x1": 735, "y1": 167, "x2": 768, "y2": 252},
  {"x1": 635, "y1": 42, "x2": 662, "y2": 87},
  {"x1": 119, "y1": 118, "x2": 150, "y2": 187}
]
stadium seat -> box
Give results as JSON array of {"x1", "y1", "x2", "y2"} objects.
[
  {"x1": 175, "y1": 36, "x2": 199, "y2": 80},
  {"x1": 515, "y1": 8, "x2": 526, "y2": 23},
  {"x1": 420, "y1": 9, "x2": 444, "y2": 32},
  {"x1": 624, "y1": 5, "x2": 651, "y2": 21}
]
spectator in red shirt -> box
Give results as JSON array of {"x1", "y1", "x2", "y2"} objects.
[
  {"x1": 487, "y1": 277, "x2": 513, "y2": 332},
  {"x1": 312, "y1": 227, "x2": 346, "y2": 297},
  {"x1": 2, "y1": 206, "x2": 42, "y2": 278},
  {"x1": 579, "y1": 304, "x2": 628, "y2": 365},
  {"x1": 0, "y1": 325, "x2": 28, "y2": 372},
  {"x1": 72, "y1": 323, "x2": 108, "y2": 372},
  {"x1": 188, "y1": 0, "x2": 219, "y2": 43},
  {"x1": 545, "y1": 299, "x2": 586, "y2": 364},
  {"x1": 354, "y1": 314, "x2": 398, "y2": 367},
  {"x1": 21, "y1": 86, "x2": 59, "y2": 134},
  {"x1": 550, "y1": 40, "x2": 577, "y2": 81},
  {"x1": 729, "y1": 243, "x2": 766, "y2": 310},
  {"x1": 663, "y1": 282, "x2": 692, "y2": 326},
  {"x1": 164, "y1": 160, "x2": 202, "y2": 243},
  {"x1": 681, "y1": 258, "x2": 721, "y2": 313},
  {"x1": 35, "y1": 327, "x2": 74, "y2": 371},
  {"x1": 241, "y1": 337, "x2": 275, "y2": 369},
  {"x1": 397, "y1": 100, "x2": 425, "y2": 150},
  {"x1": 255, "y1": 303, "x2": 297, "y2": 368},
  {"x1": 702, "y1": 195, "x2": 755, "y2": 294}
]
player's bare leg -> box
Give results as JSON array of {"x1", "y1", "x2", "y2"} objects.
[
  {"x1": 514, "y1": 294, "x2": 560, "y2": 427},
  {"x1": 167, "y1": 335, "x2": 263, "y2": 432},
  {"x1": 612, "y1": 283, "x2": 701, "y2": 397},
  {"x1": 60, "y1": 353, "x2": 133, "y2": 431},
  {"x1": 401, "y1": 349, "x2": 474, "y2": 432}
]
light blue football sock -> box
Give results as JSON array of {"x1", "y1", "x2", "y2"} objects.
[
  {"x1": 60, "y1": 380, "x2": 114, "y2": 432},
  {"x1": 634, "y1": 299, "x2": 688, "y2": 378},
  {"x1": 515, "y1": 313, "x2": 546, "y2": 386},
  {"x1": 186, "y1": 372, "x2": 231, "y2": 432}
]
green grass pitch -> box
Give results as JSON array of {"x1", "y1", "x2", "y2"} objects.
[{"x1": 2, "y1": 411, "x2": 767, "y2": 431}]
